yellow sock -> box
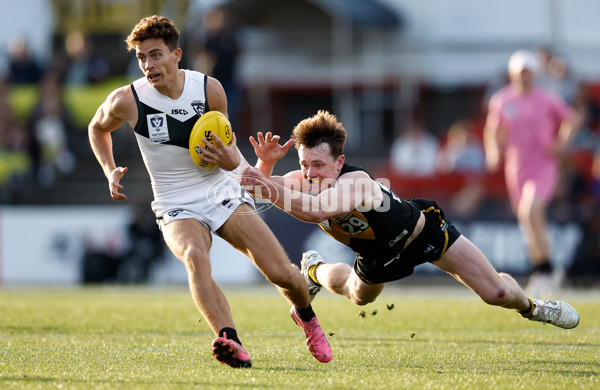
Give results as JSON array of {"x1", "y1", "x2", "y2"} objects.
[
  {"x1": 519, "y1": 298, "x2": 535, "y2": 317},
  {"x1": 308, "y1": 264, "x2": 321, "y2": 286}
]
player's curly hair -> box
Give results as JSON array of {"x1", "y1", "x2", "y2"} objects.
[
  {"x1": 125, "y1": 15, "x2": 180, "y2": 52},
  {"x1": 292, "y1": 110, "x2": 347, "y2": 158}
]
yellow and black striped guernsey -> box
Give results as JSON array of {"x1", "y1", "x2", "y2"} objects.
[{"x1": 318, "y1": 164, "x2": 421, "y2": 261}]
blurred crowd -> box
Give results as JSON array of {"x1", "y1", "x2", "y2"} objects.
[
  {"x1": 0, "y1": 31, "x2": 113, "y2": 202},
  {"x1": 0, "y1": 10, "x2": 240, "y2": 204},
  {"x1": 2, "y1": 27, "x2": 600, "y2": 281},
  {"x1": 386, "y1": 46, "x2": 600, "y2": 281}
]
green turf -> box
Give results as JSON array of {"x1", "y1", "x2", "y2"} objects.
[{"x1": 0, "y1": 285, "x2": 598, "y2": 389}]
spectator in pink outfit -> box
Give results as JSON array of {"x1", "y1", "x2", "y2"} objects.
[{"x1": 484, "y1": 49, "x2": 581, "y2": 298}]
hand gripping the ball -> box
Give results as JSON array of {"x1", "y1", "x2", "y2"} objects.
[
  {"x1": 198, "y1": 132, "x2": 240, "y2": 171},
  {"x1": 189, "y1": 111, "x2": 234, "y2": 170}
]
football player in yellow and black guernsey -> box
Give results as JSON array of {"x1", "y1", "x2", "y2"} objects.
[{"x1": 234, "y1": 110, "x2": 580, "y2": 330}]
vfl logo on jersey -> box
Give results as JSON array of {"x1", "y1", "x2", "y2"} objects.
[
  {"x1": 191, "y1": 100, "x2": 205, "y2": 116},
  {"x1": 146, "y1": 113, "x2": 170, "y2": 143}
]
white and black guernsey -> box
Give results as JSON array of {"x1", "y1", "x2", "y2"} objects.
[{"x1": 130, "y1": 69, "x2": 227, "y2": 206}]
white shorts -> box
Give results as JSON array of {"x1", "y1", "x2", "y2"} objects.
[{"x1": 153, "y1": 175, "x2": 255, "y2": 232}]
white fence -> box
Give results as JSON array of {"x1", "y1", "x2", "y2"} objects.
[{"x1": 0, "y1": 206, "x2": 258, "y2": 285}]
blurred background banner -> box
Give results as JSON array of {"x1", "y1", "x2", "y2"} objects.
[
  {"x1": 1, "y1": 0, "x2": 600, "y2": 285},
  {"x1": 0, "y1": 205, "x2": 258, "y2": 285}
]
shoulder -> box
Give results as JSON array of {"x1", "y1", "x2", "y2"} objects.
[
  {"x1": 339, "y1": 168, "x2": 383, "y2": 208},
  {"x1": 340, "y1": 163, "x2": 371, "y2": 176},
  {"x1": 339, "y1": 169, "x2": 372, "y2": 182},
  {"x1": 106, "y1": 85, "x2": 136, "y2": 120},
  {"x1": 338, "y1": 166, "x2": 375, "y2": 187},
  {"x1": 283, "y1": 169, "x2": 304, "y2": 181},
  {"x1": 534, "y1": 88, "x2": 573, "y2": 116},
  {"x1": 108, "y1": 85, "x2": 134, "y2": 104},
  {"x1": 532, "y1": 87, "x2": 564, "y2": 103},
  {"x1": 185, "y1": 69, "x2": 206, "y2": 81},
  {"x1": 206, "y1": 75, "x2": 225, "y2": 95},
  {"x1": 491, "y1": 86, "x2": 513, "y2": 102},
  {"x1": 488, "y1": 86, "x2": 514, "y2": 113}
]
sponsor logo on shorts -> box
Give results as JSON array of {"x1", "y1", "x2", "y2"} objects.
[
  {"x1": 424, "y1": 244, "x2": 436, "y2": 253},
  {"x1": 423, "y1": 244, "x2": 441, "y2": 255},
  {"x1": 168, "y1": 209, "x2": 184, "y2": 217}
]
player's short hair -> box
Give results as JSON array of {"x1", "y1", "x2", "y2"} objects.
[
  {"x1": 125, "y1": 15, "x2": 180, "y2": 52},
  {"x1": 292, "y1": 110, "x2": 347, "y2": 158}
]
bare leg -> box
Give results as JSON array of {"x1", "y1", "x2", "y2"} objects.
[
  {"x1": 433, "y1": 235, "x2": 530, "y2": 312},
  {"x1": 219, "y1": 205, "x2": 334, "y2": 363},
  {"x1": 518, "y1": 181, "x2": 550, "y2": 265},
  {"x1": 162, "y1": 218, "x2": 235, "y2": 334},
  {"x1": 313, "y1": 262, "x2": 385, "y2": 306},
  {"x1": 217, "y1": 204, "x2": 311, "y2": 309}
]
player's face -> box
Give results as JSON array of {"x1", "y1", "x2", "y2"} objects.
[
  {"x1": 135, "y1": 38, "x2": 181, "y2": 89},
  {"x1": 298, "y1": 143, "x2": 344, "y2": 194}
]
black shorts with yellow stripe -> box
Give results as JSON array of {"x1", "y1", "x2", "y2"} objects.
[{"x1": 353, "y1": 198, "x2": 461, "y2": 284}]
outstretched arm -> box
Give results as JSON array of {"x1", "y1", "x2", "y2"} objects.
[{"x1": 241, "y1": 167, "x2": 383, "y2": 223}]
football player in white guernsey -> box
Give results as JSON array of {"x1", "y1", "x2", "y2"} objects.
[
  {"x1": 88, "y1": 15, "x2": 331, "y2": 368},
  {"x1": 237, "y1": 110, "x2": 580, "y2": 331}
]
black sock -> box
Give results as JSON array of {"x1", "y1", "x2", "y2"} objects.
[
  {"x1": 295, "y1": 304, "x2": 316, "y2": 322},
  {"x1": 219, "y1": 327, "x2": 242, "y2": 346},
  {"x1": 532, "y1": 261, "x2": 552, "y2": 274}
]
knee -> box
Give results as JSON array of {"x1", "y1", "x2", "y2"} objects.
[
  {"x1": 180, "y1": 246, "x2": 210, "y2": 274},
  {"x1": 480, "y1": 288, "x2": 511, "y2": 306},
  {"x1": 479, "y1": 273, "x2": 516, "y2": 306},
  {"x1": 517, "y1": 207, "x2": 532, "y2": 224}
]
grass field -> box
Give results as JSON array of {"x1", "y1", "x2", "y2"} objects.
[{"x1": 1, "y1": 284, "x2": 598, "y2": 389}]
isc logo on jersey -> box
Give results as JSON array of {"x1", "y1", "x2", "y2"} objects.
[{"x1": 171, "y1": 108, "x2": 189, "y2": 115}]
